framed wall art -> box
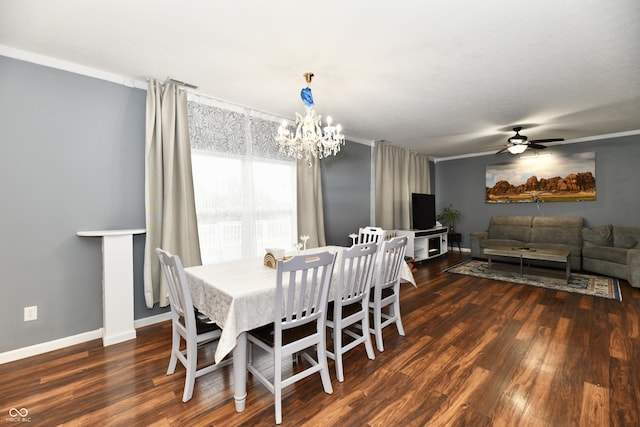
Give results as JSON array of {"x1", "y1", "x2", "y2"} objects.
[{"x1": 485, "y1": 151, "x2": 596, "y2": 203}]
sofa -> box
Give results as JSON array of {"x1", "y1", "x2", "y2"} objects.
[
  {"x1": 470, "y1": 215, "x2": 584, "y2": 270},
  {"x1": 582, "y1": 225, "x2": 640, "y2": 288},
  {"x1": 471, "y1": 216, "x2": 640, "y2": 288}
]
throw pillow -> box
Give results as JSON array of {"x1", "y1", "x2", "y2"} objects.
[
  {"x1": 616, "y1": 235, "x2": 638, "y2": 249},
  {"x1": 582, "y1": 225, "x2": 613, "y2": 247}
]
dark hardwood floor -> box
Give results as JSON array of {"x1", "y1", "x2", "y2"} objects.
[{"x1": 2, "y1": 252, "x2": 640, "y2": 426}]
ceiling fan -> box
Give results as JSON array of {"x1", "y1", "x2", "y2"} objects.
[{"x1": 495, "y1": 126, "x2": 564, "y2": 154}]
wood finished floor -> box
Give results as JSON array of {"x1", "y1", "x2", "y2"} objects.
[{"x1": 2, "y1": 252, "x2": 640, "y2": 426}]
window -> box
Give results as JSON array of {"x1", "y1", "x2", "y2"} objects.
[{"x1": 188, "y1": 97, "x2": 297, "y2": 264}]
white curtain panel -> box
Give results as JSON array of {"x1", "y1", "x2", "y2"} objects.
[
  {"x1": 296, "y1": 157, "x2": 327, "y2": 249},
  {"x1": 144, "y1": 80, "x2": 202, "y2": 308},
  {"x1": 374, "y1": 143, "x2": 431, "y2": 230},
  {"x1": 408, "y1": 151, "x2": 431, "y2": 196}
]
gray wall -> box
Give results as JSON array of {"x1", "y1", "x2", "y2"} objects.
[
  {"x1": 0, "y1": 56, "x2": 167, "y2": 353},
  {"x1": 434, "y1": 135, "x2": 640, "y2": 249},
  {"x1": 3, "y1": 53, "x2": 637, "y2": 355},
  {"x1": 321, "y1": 141, "x2": 373, "y2": 246}
]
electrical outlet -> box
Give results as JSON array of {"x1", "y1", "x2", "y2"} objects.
[{"x1": 24, "y1": 306, "x2": 38, "y2": 322}]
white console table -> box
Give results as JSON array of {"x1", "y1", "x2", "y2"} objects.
[
  {"x1": 396, "y1": 227, "x2": 448, "y2": 261},
  {"x1": 77, "y1": 228, "x2": 146, "y2": 346}
]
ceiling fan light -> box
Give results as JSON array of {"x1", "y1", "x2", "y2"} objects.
[
  {"x1": 508, "y1": 136, "x2": 527, "y2": 144},
  {"x1": 507, "y1": 144, "x2": 527, "y2": 154}
]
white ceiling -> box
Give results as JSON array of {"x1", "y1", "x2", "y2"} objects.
[{"x1": 1, "y1": 0, "x2": 639, "y2": 159}]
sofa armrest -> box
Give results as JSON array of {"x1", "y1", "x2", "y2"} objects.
[
  {"x1": 628, "y1": 249, "x2": 640, "y2": 288},
  {"x1": 470, "y1": 230, "x2": 488, "y2": 258}
]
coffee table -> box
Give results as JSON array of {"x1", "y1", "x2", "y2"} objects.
[{"x1": 484, "y1": 246, "x2": 571, "y2": 283}]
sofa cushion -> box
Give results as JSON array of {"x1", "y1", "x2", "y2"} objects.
[
  {"x1": 582, "y1": 225, "x2": 613, "y2": 247},
  {"x1": 583, "y1": 245, "x2": 628, "y2": 265},
  {"x1": 530, "y1": 216, "x2": 583, "y2": 247},
  {"x1": 488, "y1": 216, "x2": 532, "y2": 242},
  {"x1": 613, "y1": 227, "x2": 640, "y2": 249},
  {"x1": 616, "y1": 235, "x2": 638, "y2": 249}
]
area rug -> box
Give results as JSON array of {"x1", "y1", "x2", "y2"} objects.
[{"x1": 444, "y1": 259, "x2": 622, "y2": 301}]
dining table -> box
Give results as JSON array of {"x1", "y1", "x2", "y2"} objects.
[{"x1": 184, "y1": 245, "x2": 416, "y2": 412}]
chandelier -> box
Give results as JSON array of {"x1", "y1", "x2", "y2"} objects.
[{"x1": 275, "y1": 73, "x2": 345, "y2": 165}]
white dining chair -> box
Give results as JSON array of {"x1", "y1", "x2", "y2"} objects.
[
  {"x1": 247, "y1": 251, "x2": 336, "y2": 424},
  {"x1": 368, "y1": 236, "x2": 408, "y2": 352},
  {"x1": 326, "y1": 242, "x2": 378, "y2": 382},
  {"x1": 156, "y1": 248, "x2": 231, "y2": 402},
  {"x1": 357, "y1": 226, "x2": 386, "y2": 246}
]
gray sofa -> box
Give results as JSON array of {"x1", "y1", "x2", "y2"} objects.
[
  {"x1": 582, "y1": 225, "x2": 640, "y2": 288},
  {"x1": 470, "y1": 215, "x2": 584, "y2": 270}
]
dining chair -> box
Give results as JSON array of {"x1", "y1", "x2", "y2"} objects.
[
  {"x1": 368, "y1": 235, "x2": 408, "y2": 352},
  {"x1": 326, "y1": 242, "x2": 378, "y2": 382},
  {"x1": 247, "y1": 251, "x2": 337, "y2": 424},
  {"x1": 156, "y1": 248, "x2": 231, "y2": 402},
  {"x1": 357, "y1": 226, "x2": 386, "y2": 246}
]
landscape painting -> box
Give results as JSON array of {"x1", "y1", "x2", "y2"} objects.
[{"x1": 485, "y1": 151, "x2": 596, "y2": 203}]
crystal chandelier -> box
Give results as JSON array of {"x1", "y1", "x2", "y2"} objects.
[{"x1": 275, "y1": 73, "x2": 345, "y2": 166}]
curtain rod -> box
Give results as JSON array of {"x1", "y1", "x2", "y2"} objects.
[{"x1": 164, "y1": 77, "x2": 198, "y2": 90}]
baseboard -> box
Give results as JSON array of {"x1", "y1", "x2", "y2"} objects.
[
  {"x1": 0, "y1": 329, "x2": 103, "y2": 365},
  {"x1": 134, "y1": 311, "x2": 172, "y2": 328},
  {"x1": 0, "y1": 312, "x2": 172, "y2": 365}
]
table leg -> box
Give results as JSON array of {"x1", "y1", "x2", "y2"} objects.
[
  {"x1": 566, "y1": 259, "x2": 571, "y2": 283},
  {"x1": 520, "y1": 256, "x2": 523, "y2": 277},
  {"x1": 233, "y1": 332, "x2": 248, "y2": 412},
  {"x1": 488, "y1": 255, "x2": 492, "y2": 268}
]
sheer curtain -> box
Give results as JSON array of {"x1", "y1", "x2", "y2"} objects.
[
  {"x1": 187, "y1": 95, "x2": 297, "y2": 264},
  {"x1": 144, "y1": 80, "x2": 202, "y2": 308},
  {"x1": 374, "y1": 142, "x2": 431, "y2": 230}
]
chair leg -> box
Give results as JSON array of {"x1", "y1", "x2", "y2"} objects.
[
  {"x1": 362, "y1": 314, "x2": 376, "y2": 360},
  {"x1": 274, "y1": 352, "x2": 282, "y2": 424},
  {"x1": 182, "y1": 339, "x2": 197, "y2": 402},
  {"x1": 166, "y1": 329, "x2": 180, "y2": 375},
  {"x1": 393, "y1": 297, "x2": 405, "y2": 336},
  {"x1": 317, "y1": 341, "x2": 333, "y2": 395},
  {"x1": 334, "y1": 327, "x2": 345, "y2": 382},
  {"x1": 373, "y1": 305, "x2": 384, "y2": 352}
]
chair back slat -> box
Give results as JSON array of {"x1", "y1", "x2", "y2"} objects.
[
  {"x1": 337, "y1": 242, "x2": 378, "y2": 305},
  {"x1": 156, "y1": 248, "x2": 198, "y2": 336},
  {"x1": 375, "y1": 236, "x2": 408, "y2": 292},
  {"x1": 157, "y1": 249, "x2": 192, "y2": 318},
  {"x1": 357, "y1": 226, "x2": 386, "y2": 246},
  {"x1": 276, "y1": 252, "x2": 336, "y2": 332}
]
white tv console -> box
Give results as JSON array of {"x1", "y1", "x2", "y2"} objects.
[{"x1": 395, "y1": 227, "x2": 448, "y2": 261}]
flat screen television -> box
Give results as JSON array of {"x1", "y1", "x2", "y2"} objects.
[{"x1": 411, "y1": 193, "x2": 436, "y2": 230}]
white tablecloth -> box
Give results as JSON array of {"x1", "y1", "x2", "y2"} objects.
[{"x1": 185, "y1": 245, "x2": 415, "y2": 363}]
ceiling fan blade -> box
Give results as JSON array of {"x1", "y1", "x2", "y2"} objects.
[
  {"x1": 528, "y1": 143, "x2": 547, "y2": 149},
  {"x1": 529, "y1": 138, "x2": 564, "y2": 143},
  {"x1": 494, "y1": 146, "x2": 510, "y2": 155}
]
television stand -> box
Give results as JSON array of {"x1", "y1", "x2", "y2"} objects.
[{"x1": 395, "y1": 227, "x2": 448, "y2": 261}]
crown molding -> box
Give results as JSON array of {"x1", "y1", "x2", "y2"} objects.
[
  {"x1": 0, "y1": 44, "x2": 147, "y2": 89},
  {"x1": 433, "y1": 129, "x2": 640, "y2": 163}
]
